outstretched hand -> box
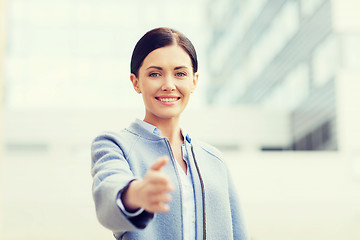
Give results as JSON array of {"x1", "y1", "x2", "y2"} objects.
[{"x1": 122, "y1": 156, "x2": 174, "y2": 213}]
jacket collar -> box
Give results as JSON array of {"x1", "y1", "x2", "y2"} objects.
[
  {"x1": 127, "y1": 119, "x2": 192, "y2": 143},
  {"x1": 126, "y1": 120, "x2": 164, "y2": 141}
]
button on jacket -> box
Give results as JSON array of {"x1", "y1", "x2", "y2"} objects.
[{"x1": 91, "y1": 120, "x2": 248, "y2": 240}]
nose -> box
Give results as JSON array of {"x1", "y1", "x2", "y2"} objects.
[{"x1": 161, "y1": 75, "x2": 176, "y2": 91}]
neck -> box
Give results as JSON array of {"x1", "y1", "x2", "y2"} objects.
[{"x1": 143, "y1": 115, "x2": 183, "y2": 144}]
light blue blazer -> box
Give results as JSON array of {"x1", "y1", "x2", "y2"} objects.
[{"x1": 91, "y1": 121, "x2": 248, "y2": 240}]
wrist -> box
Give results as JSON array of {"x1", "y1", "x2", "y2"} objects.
[{"x1": 122, "y1": 180, "x2": 142, "y2": 211}]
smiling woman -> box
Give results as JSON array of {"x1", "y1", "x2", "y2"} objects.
[
  {"x1": 90, "y1": 27, "x2": 249, "y2": 240},
  {"x1": 130, "y1": 45, "x2": 198, "y2": 122}
]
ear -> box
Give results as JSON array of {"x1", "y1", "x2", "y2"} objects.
[
  {"x1": 191, "y1": 72, "x2": 199, "y2": 93},
  {"x1": 130, "y1": 73, "x2": 141, "y2": 94}
]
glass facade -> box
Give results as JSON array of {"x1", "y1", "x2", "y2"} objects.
[
  {"x1": 247, "y1": 1, "x2": 299, "y2": 83},
  {"x1": 300, "y1": 0, "x2": 325, "y2": 16},
  {"x1": 5, "y1": 0, "x2": 208, "y2": 109},
  {"x1": 264, "y1": 63, "x2": 309, "y2": 111},
  {"x1": 206, "y1": 0, "x2": 341, "y2": 150},
  {"x1": 312, "y1": 34, "x2": 338, "y2": 88}
]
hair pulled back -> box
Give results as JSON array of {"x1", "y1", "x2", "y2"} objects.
[{"x1": 130, "y1": 27, "x2": 198, "y2": 77}]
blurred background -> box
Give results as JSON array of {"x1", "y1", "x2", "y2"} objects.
[{"x1": 1, "y1": 0, "x2": 360, "y2": 239}]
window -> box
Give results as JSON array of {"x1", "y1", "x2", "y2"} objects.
[
  {"x1": 312, "y1": 34, "x2": 339, "y2": 88},
  {"x1": 5, "y1": 0, "x2": 206, "y2": 109},
  {"x1": 301, "y1": 0, "x2": 325, "y2": 17},
  {"x1": 263, "y1": 63, "x2": 309, "y2": 110},
  {"x1": 247, "y1": 1, "x2": 299, "y2": 82}
]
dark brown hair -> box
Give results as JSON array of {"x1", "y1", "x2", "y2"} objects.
[{"x1": 130, "y1": 27, "x2": 198, "y2": 77}]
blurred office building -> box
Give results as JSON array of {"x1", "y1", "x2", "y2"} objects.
[
  {"x1": 205, "y1": 0, "x2": 360, "y2": 151},
  {"x1": 4, "y1": 0, "x2": 206, "y2": 109},
  {"x1": 2, "y1": 0, "x2": 210, "y2": 156}
]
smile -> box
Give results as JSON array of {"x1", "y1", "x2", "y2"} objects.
[
  {"x1": 156, "y1": 97, "x2": 179, "y2": 102},
  {"x1": 155, "y1": 96, "x2": 181, "y2": 104}
]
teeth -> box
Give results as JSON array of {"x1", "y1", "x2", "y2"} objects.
[{"x1": 158, "y1": 98, "x2": 178, "y2": 102}]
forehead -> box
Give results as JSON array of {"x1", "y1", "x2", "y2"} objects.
[{"x1": 141, "y1": 45, "x2": 192, "y2": 69}]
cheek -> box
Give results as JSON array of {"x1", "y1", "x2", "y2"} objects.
[
  {"x1": 139, "y1": 80, "x2": 154, "y2": 93},
  {"x1": 178, "y1": 82, "x2": 194, "y2": 95}
]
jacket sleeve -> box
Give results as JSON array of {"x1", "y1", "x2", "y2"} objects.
[
  {"x1": 91, "y1": 133, "x2": 154, "y2": 234},
  {"x1": 227, "y1": 168, "x2": 249, "y2": 240}
]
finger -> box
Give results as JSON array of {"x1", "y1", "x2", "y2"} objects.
[
  {"x1": 148, "y1": 192, "x2": 172, "y2": 204},
  {"x1": 146, "y1": 171, "x2": 170, "y2": 184},
  {"x1": 150, "y1": 156, "x2": 169, "y2": 171},
  {"x1": 156, "y1": 203, "x2": 170, "y2": 213},
  {"x1": 146, "y1": 174, "x2": 174, "y2": 192},
  {"x1": 148, "y1": 202, "x2": 170, "y2": 213},
  {"x1": 146, "y1": 183, "x2": 173, "y2": 194}
]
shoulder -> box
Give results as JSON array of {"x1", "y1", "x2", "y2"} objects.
[
  {"x1": 92, "y1": 129, "x2": 136, "y2": 144},
  {"x1": 90, "y1": 129, "x2": 143, "y2": 165},
  {"x1": 91, "y1": 129, "x2": 140, "y2": 153}
]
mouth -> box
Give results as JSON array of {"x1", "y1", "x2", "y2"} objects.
[
  {"x1": 155, "y1": 97, "x2": 180, "y2": 102},
  {"x1": 155, "y1": 96, "x2": 181, "y2": 104}
]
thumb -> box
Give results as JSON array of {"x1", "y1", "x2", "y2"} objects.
[{"x1": 150, "y1": 156, "x2": 169, "y2": 171}]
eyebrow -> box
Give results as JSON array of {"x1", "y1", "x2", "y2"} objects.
[
  {"x1": 174, "y1": 66, "x2": 189, "y2": 70},
  {"x1": 146, "y1": 66, "x2": 163, "y2": 71},
  {"x1": 145, "y1": 66, "x2": 189, "y2": 71}
]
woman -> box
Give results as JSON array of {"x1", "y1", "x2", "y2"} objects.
[{"x1": 91, "y1": 27, "x2": 248, "y2": 240}]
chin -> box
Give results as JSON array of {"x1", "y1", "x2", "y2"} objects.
[
  {"x1": 146, "y1": 105, "x2": 186, "y2": 120},
  {"x1": 152, "y1": 110, "x2": 183, "y2": 120},
  {"x1": 157, "y1": 113, "x2": 181, "y2": 120}
]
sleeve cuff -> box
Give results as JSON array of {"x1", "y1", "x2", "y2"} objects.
[
  {"x1": 116, "y1": 190, "x2": 145, "y2": 217},
  {"x1": 116, "y1": 179, "x2": 155, "y2": 229}
]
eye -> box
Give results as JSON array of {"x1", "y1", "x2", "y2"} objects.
[
  {"x1": 175, "y1": 72, "x2": 187, "y2": 77},
  {"x1": 149, "y1": 72, "x2": 160, "y2": 77}
]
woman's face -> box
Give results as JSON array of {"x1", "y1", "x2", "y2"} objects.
[{"x1": 130, "y1": 45, "x2": 198, "y2": 123}]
